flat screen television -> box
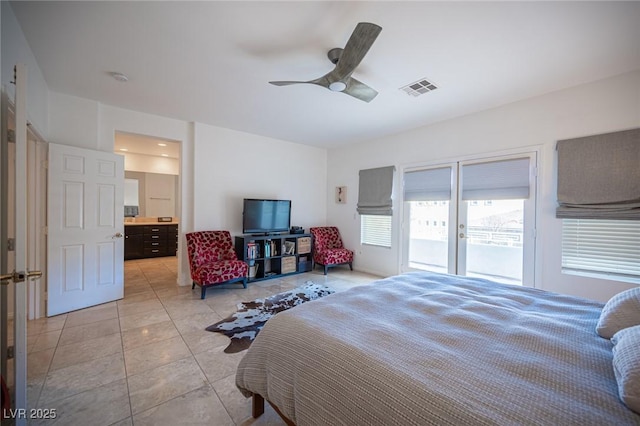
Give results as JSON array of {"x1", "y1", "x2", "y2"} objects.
[{"x1": 243, "y1": 199, "x2": 291, "y2": 235}]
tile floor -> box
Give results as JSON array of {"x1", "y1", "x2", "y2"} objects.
[{"x1": 8, "y1": 257, "x2": 381, "y2": 425}]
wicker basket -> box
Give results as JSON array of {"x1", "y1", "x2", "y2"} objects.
[
  {"x1": 297, "y1": 237, "x2": 311, "y2": 254},
  {"x1": 281, "y1": 256, "x2": 296, "y2": 273}
]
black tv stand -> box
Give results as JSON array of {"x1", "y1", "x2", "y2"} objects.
[{"x1": 235, "y1": 233, "x2": 312, "y2": 282}]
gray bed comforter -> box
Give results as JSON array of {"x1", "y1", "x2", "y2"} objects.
[{"x1": 236, "y1": 271, "x2": 640, "y2": 425}]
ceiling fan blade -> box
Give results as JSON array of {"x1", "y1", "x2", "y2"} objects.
[
  {"x1": 269, "y1": 81, "x2": 309, "y2": 86},
  {"x1": 333, "y1": 22, "x2": 382, "y2": 80},
  {"x1": 343, "y1": 77, "x2": 378, "y2": 103}
]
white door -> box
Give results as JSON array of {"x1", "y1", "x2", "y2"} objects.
[
  {"x1": 47, "y1": 143, "x2": 124, "y2": 316},
  {"x1": 402, "y1": 152, "x2": 537, "y2": 286},
  {"x1": 1, "y1": 63, "x2": 33, "y2": 425}
]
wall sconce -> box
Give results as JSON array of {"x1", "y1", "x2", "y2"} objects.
[{"x1": 336, "y1": 186, "x2": 347, "y2": 204}]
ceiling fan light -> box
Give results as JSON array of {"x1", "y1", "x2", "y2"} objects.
[
  {"x1": 109, "y1": 71, "x2": 128, "y2": 82},
  {"x1": 329, "y1": 81, "x2": 347, "y2": 92}
]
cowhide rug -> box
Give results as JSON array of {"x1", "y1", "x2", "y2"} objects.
[{"x1": 206, "y1": 281, "x2": 334, "y2": 353}]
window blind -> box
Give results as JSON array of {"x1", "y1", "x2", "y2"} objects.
[
  {"x1": 361, "y1": 215, "x2": 392, "y2": 247},
  {"x1": 357, "y1": 166, "x2": 395, "y2": 215},
  {"x1": 562, "y1": 219, "x2": 640, "y2": 279},
  {"x1": 461, "y1": 157, "x2": 530, "y2": 200},
  {"x1": 556, "y1": 128, "x2": 640, "y2": 220},
  {"x1": 404, "y1": 167, "x2": 452, "y2": 201}
]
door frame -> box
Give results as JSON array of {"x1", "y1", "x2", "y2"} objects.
[
  {"x1": 399, "y1": 146, "x2": 541, "y2": 288},
  {"x1": 26, "y1": 131, "x2": 47, "y2": 319}
]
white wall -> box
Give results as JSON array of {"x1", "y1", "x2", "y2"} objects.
[
  {"x1": 327, "y1": 70, "x2": 640, "y2": 302},
  {"x1": 192, "y1": 123, "x2": 327, "y2": 236},
  {"x1": 122, "y1": 152, "x2": 179, "y2": 175},
  {"x1": 46, "y1": 95, "x2": 329, "y2": 286},
  {"x1": 1, "y1": 1, "x2": 49, "y2": 138}
]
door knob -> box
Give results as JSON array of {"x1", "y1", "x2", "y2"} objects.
[
  {"x1": 113, "y1": 232, "x2": 123, "y2": 239},
  {"x1": 27, "y1": 270, "x2": 43, "y2": 280},
  {"x1": 0, "y1": 270, "x2": 40, "y2": 284}
]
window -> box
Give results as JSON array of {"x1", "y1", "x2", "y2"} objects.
[
  {"x1": 358, "y1": 165, "x2": 395, "y2": 248},
  {"x1": 361, "y1": 215, "x2": 392, "y2": 247},
  {"x1": 556, "y1": 129, "x2": 640, "y2": 283},
  {"x1": 562, "y1": 219, "x2": 640, "y2": 282}
]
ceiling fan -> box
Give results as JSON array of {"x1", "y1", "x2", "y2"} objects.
[{"x1": 269, "y1": 22, "x2": 382, "y2": 103}]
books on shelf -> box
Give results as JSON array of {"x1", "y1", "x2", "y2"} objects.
[
  {"x1": 264, "y1": 240, "x2": 277, "y2": 258},
  {"x1": 247, "y1": 242, "x2": 259, "y2": 259}
]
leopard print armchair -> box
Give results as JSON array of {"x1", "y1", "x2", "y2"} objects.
[
  {"x1": 309, "y1": 227, "x2": 354, "y2": 275},
  {"x1": 185, "y1": 231, "x2": 248, "y2": 299}
]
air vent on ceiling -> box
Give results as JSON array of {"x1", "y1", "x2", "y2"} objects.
[{"x1": 400, "y1": 78, "x2": 438, "y2": 97}]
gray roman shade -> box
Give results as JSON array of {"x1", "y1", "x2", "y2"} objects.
[
  {"x1": 461, "y1": 158, "x2": 530, "y2": 200},
  {"x1": 556, "y1": 128, "x2": 640, "y2": 219},
  {"x1": 357, "y1": 166, "x2": 395, "y2": 215},
  {"x1": 404, "y1": 167, "x2": 452, "y2": 201}
]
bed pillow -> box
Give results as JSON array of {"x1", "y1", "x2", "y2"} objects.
[
  {"x1": 611, "y1": 325, "x2": 640, "y2": 414},
  {"x1": 596, "y1": 287, "x2": 640, "y2": 339}
]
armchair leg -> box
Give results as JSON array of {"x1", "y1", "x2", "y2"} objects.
[
  {"x1": 201, "y1": 286, "x2": 206, "y2": 300},
  {"x1": 242, "y1": 278, "x2": 247, "y2": 289},
  {"x1": 324, "y1": 265, "x2": 328, "y2": 275},
  {"x1": 192, "y1": 281, "x2": 195, "y2": 289},
  {"x1": 349, "y1": 262, "x2": 353, "y2": 271}
]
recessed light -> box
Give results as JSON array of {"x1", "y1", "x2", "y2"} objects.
[
  {"x1": 158, "y1": 143, "x2": 167, "y2": 147},
  {"x1": 161, "y1": 154, "x2": 169, "y2": 157},
  {"x1": 119, "y1": 148, "x2": 128, "y2": 152}
]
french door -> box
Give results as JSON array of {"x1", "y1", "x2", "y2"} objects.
[{"x1": 401, "y1": 152, "x2": 537, "y2": 286}]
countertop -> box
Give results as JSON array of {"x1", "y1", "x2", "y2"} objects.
[{"x1": 124, "y1": 217, "x2": 179, "y2": 226}]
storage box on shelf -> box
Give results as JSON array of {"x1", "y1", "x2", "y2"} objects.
[{"x1": 235, "y1": 233, "x2": 313, "y2": 282}]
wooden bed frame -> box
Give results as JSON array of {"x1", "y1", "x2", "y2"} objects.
[{"x1": 252, "y1": 393, "x2": 295, "y2": 426}]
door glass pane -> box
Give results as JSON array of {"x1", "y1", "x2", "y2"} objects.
[
  {"x1": 407, "y1": 201, "x2": 449, "y2": 273},
  {"x1": 465, "y1": 199, "x2": 524, "y2": 285}
]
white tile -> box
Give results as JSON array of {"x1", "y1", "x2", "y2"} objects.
[
  {"x1": 127, "y1": 357, "x2": 208, "y2": 414},
  {"x1": 172, "y1": 311, "x2": 222, "y2": 335},
  {"x1": 133, "y1": 385, "x2": 234, "y2": 425},
  {"x1": 181, "y1": 329, "x2": 230, "y2": 355},
  {"x1": 119, "y1": 309, "x2": 171, "y2": 332},
  {"x1": 32, "y1": 379, "x2": 130, "y2": 426},
  {"x1": 121, "y1": 320, "x2": 180, "y2": 351},
  {"x1": 123, "y1": 335, "x2": 191, "y2": 376},
  {"x1": 57, "y1": 318, "x2": 120, "y2": 346},
  {"x1": 39, "y1": 352, "x2": 126, "y2": 405},
  {"x1": 50, "y1": 333, "x2": 122, "y2": 371},
  {"x1": 194, "y1": 345, "x2": 245, "y2": 383}
]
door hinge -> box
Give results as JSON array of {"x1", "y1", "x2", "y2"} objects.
[
  {"x1": 7, "y1": 346, "x2": 14, "y2": 359},
  {"x1": 42, "y1": 160, "x2": 48, "y2": 169},
  {"x1": 7, "y1": 238, "x2": 15, "y2": 251},
  {"x1": 7, "y1": 129, "x2": 16, "y2": 143},
  {"x1": 42, "y1": 226, "x2": 48, "y2": 235}
]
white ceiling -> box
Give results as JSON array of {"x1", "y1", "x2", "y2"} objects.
[{"x1": 10, "y1": 1, "x2": 640, "y2": 149}]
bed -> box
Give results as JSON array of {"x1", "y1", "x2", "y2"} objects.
[{"x1": 235, "y1": 271, "x2": 640, "y2": 425}]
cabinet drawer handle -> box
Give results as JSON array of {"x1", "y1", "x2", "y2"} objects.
[
  {"x1": 151, "y1": 228, "x2": 160, "y2": 231},
  {"x1": 152, "y1": 242, "x2": 159, "y2": 246},
  {"x1": 151, "y1": 249, "x2": 159, "y2": 253},
  {"x1": 151, "y1": 236, "x2": 160, "y2": 239}
]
